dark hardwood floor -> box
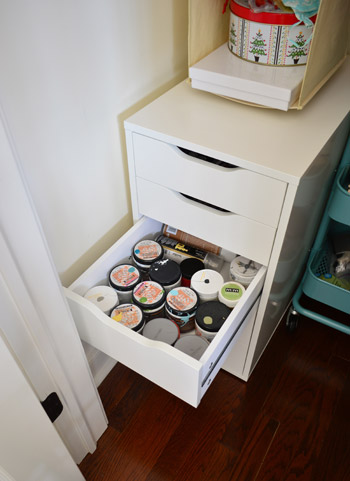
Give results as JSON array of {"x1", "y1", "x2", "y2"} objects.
[{"x1": 79, "y1": 303, "x2": 350, "y2": 481}]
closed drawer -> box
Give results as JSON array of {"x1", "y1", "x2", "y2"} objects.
[
  {"x1": 65, "y1": 216, "x2": 266, "y2": 407},
  {"x1": 132, "y1": 133, "x2": 286, "y2": 228},
  {"x1": 136, "y1": 177, "x2": 276, "y2": 266}
]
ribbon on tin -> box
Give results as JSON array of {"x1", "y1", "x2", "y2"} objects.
[
  {"x1": 222, "y1": 0, "x2": 229, "y2": 14},
  {"x1": 248, "y1": 0, "x2": 277, "y2": 13},
  {"x1": 283, "y1": 0, "x2": 319, "y2": 46},
  {"x1": 281, "y1": 0, "x2": 319, "y2": 18}
]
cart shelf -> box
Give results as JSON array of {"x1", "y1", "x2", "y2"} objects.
[{"x1": 328, "y1": 164, "x2": 350, "y2": 225}]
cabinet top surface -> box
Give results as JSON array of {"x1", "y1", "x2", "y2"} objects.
[{"x1": 125, "y1": 58, "x2": 350, "y2": 184}]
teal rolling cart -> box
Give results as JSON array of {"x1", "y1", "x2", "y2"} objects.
[{"x1": 287, "y1": 137, "x2": 350, "y2": 334}]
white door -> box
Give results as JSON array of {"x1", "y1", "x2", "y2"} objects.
[
  {"x1": 0, "y1": 329, "x2": 85, "y2": 481},
  {"x1": 0, "y1": 108, "x2": 107, "y2": 463}
]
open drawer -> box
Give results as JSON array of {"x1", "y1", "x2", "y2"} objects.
[{"x1": 65, "y1": 216, "x2": 266, "y2": 407}]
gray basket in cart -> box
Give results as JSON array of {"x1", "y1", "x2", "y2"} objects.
[{"x1": 303, "y1": 238, "x2": 350, "y2": 315}]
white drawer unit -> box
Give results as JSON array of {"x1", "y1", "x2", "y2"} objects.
[
  {"x1": 66, "y1": 68, "x2": 350, "y2": 407},
  {"x1": 66, "y1": 217, "x2": 266, "y2": 407}
]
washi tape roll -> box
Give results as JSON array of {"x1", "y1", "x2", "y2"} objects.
[
  {"x1": 190, "y1": 269, "x2": 224, "y2": 302},
  {"x1": 84, "y1": 285, "x2": 119, "y2": 314}
]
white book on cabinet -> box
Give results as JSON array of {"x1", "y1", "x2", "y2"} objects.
[{"x1": 189, "y1": 44, "x2": 306, "y2": 111}]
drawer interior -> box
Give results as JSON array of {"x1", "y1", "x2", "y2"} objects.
[{"x1": 66, "y1": 216, "x2": 266, "y2": 407}]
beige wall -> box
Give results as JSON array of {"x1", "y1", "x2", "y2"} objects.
[{"x1": 0, "y1": 0, "x2": 188, "y2": 286}]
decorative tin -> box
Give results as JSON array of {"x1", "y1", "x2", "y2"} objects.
[{"x1": 228, "y1": 0, "x2": 316, "y2": 66}]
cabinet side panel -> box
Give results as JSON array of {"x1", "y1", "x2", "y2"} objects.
[
  {"x1": 189, "y1": 0, "x2": 229, "y2": 67},
  {"x1": 125, "y1": 130, "x2": 141, "y2": 222},
  {"x1": 247, "y1": 116, "x2": 350, "y2": 376},
  {"x1": 299, "y1": 0, "x2": 349, "y2": 108}
]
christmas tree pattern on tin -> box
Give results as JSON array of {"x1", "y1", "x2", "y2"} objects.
[
  {"x1": 249, "y1": 29, "x2": 267, "y2": 62},
  {"x1": 229, "y1": 22, "x2": 237, "y2": 50},
  {"x1": 287, "y1": 31, "x2": 308, "y2": 64}
]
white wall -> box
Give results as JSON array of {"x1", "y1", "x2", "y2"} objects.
[{"x1": 0, "y1": 0, "x2": 188, "y2": 286}]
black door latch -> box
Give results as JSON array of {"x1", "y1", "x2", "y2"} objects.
[{"x1": 41, "y1": 392, "x2": 63, "y2": 423}]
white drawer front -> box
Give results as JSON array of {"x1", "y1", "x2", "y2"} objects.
[
  {"x1": 133, "y1": 133, "x2": 286, "y2": 228},
  {"x1": 222, "y1": 298, "x2": 259, "y2": 379},
  {"x1": 66, "y1": 216, "x2": 266, "y2": 407},
  {"x1": 136, "y1": 177, "x2": 276, "y2": 266}
]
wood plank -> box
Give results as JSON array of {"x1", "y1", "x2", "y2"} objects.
[
  {"x1": 83, "y1": 380, "x2": 186, "y2": 481},
  {"x1": 228, "y1": 413, "x2": 279, "y2": 481},
  {"x1": 105, "y1": 385, "x2": 185, "y2": 481},
  {"x1": 97, "y1": 362, "x2": 142, "y2": 419},
  {"x1": 220, "y1": 314, "x2": 295, "y2": 454},
  {"x1": 106, "y1": 371, "x2": 154, "y2": 433},
  {"x1": 333, "y1": 328, "x2": 350, "y2": 362},
  {"x1": 311, "y1": 365, "x2": 350, "y2": 481},
  {"x1": 148, "y1": 439, "x2": 237, "y2": 481},
  {"x1": 146, "y1": 370, "x2": 245, "y2": 481},
  {"x1": 79, "y1": 426, "x2": 121, "y2": 481},
  {"x1": 283, "y1": 356, "x2": 349, "y2": 481},
  {"x1": 255, "y1": 321, "x2": 348, "y2": 481}
]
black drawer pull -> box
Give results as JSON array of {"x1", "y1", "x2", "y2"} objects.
[
  {"x1": 178, "y1": 147, "x2": 236, "y2": 169},
  {"x1": 180, "y1": 193, "x2": 230, "y2": 213}
]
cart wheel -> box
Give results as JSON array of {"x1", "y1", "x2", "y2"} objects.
[{"x1": 286, "y1": 307, "x2": 299, "y2": 332}]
